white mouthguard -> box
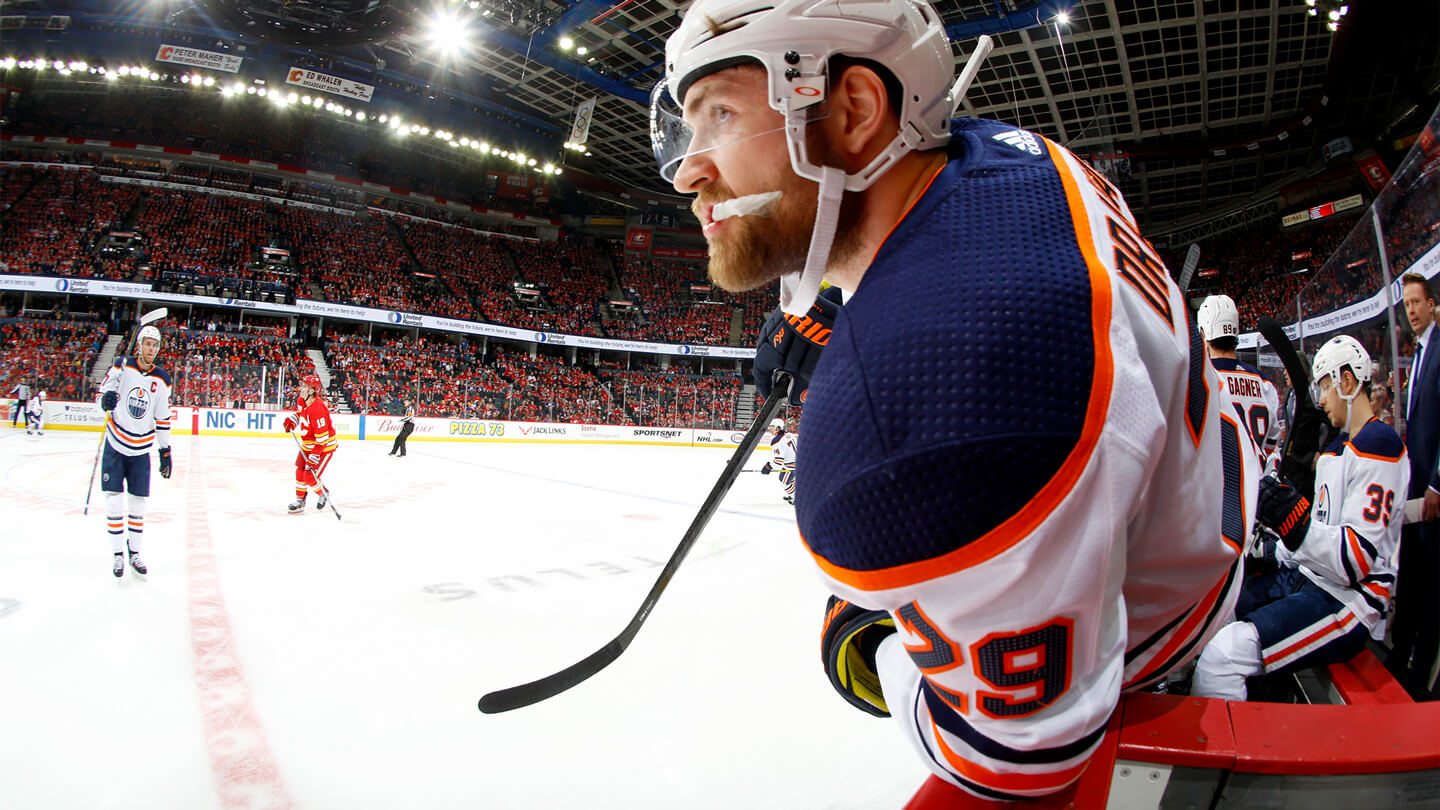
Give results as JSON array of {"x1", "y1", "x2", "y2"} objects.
[{"x1": 712, "y1": 191, "x2": 783, "y2": 221}]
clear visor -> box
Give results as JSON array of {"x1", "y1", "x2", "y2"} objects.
[
  {"x1": 649, "y1": 81, "x2": 805, "y2": 184},
  {"x1": 1310, "y1": 373, "x2": 1333, "y2": 404}
]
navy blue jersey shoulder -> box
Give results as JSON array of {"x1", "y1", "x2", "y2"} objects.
[
  {"x1": 797, "y1": 119, "x2": 1098, "y2": 573},
  {"x1": 1211, "y1": 357, "x2": 1264, "y2": 377},
  {"x1": 121, "y1": 357, "x2": 172, "y2": 385},
  {"x1": 1350, "y1": 418, "x2": 1404, "y2": 459}
]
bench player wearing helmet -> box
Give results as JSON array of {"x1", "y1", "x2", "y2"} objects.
[
  {"x1": 1198, "y1": 294, "x2": 1281, "y2": 467},
  {"x1": 654, "y1": 0, "x2": 1258, "y2": 798},
  {"x1": 284, "y1": 374, "x2": 338, "y2": 513},
  {"x1": 97, "y1": 325, "x2": 172, "y2": 577},
  {"x1": 1194, "y1": 335, "x2": 1408, "y2": 700}
]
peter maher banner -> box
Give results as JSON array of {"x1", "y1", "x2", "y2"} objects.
[{"x1": 156, "y1": 44, "x2": 243, "y2": 74}]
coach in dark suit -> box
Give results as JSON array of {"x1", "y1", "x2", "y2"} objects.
[{"x1": 1393, "y1": 273, "x2": 1440, "y2": 700}]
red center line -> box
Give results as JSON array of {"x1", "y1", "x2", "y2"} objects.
[{"x1": 186, "y1": 446, "x2": 293, "y2": 810}]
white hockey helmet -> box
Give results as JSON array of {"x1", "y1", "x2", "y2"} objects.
[
  {"x1": 769, "y1": 418, "x2": 786, "y2": 432},
  {"x1": 655, "y1": 0, "x2": 989, "y2": 316},
  {"x1": 137, "y1": 325, "x2": 162, "y2": 348},
  {"x1": 657, "y1": 0, "x2": 956, "y2": 182},
  {"x1": 1196, "y1": 294, "x2": 1240, "y2": 342},
  {"x1": 1310, "y1": 334, "x2": 1373, "y2": 402}
]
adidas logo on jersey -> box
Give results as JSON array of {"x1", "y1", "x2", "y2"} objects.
[{"x1": 992, "y1": 129, "x2": 1044, "y2": 156}]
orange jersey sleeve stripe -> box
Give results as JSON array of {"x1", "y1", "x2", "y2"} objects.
[
  {"x1": 802, "y1": 140, "x2": 1115, "y2": 592},
  {"x1": 927, "y1": 714, "x2": 1093, "y2": 795}
]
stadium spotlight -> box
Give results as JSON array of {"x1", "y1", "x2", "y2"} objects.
[
  {"x1": 1055, "y1": 10, "x2": 1069, "y2": 24},
  {"x1": 577, "y1": 46, "x2": 588, "y2": 56},
  {"x1": 181, "y1": 74, "x2": 191, "y2": 84},
  {"x1": 480, "y1": 143, "x2": 490, "y2": 152},
  {"x1": 301, "y1": 95, "x2": 312, "y2": 104},
  {"x1": 203, "y1": 76, "x2": 214, "y2": 86},
  {"x1": 356, "y1": 112, "x2": 366, "y2": 121},
  {"x1": 420, "y1": 126, "x2": 430, "y2": 135},
  {"x1": 426, "y1": 10, "x2": 471, "y2": 57},
  {"x1": 288, "y1": 92, "x2": 298, "y2": 103},
  {"x1": 149, "y1": 71, "x2": 160, "y2": 80},
  {"x1": 246, "y1": 86, "x2": 256, "y2": 94},
  {"x1": 559, "y1": 36, "x2": 574, "y2": 51},
  {"x1": 52, "y1": 60, "x2": 63, "y2": 70},
  {"x1": 231, "y1": 81, "x2": 245, "y2": 93},
  {"x1": 378, "y1": 113, "x2": 388, "y2": 122}
]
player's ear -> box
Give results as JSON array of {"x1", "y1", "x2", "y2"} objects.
[{"x1": 826, "y1": 64, "x2": 893, "y2": 164}]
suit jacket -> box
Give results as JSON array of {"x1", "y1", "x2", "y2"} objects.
[{"x1": 1406, "y1": 331, "x2": 1440, "y2": 497}]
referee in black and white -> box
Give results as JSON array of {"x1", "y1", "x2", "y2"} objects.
[
  {"x1": 10, "y1": 378, "x2": 31, "y2": 429},
  {"x1": 389, "y1": 399, "x2": 416, "y2": 457}
]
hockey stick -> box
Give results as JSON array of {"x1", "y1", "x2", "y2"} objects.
[
  {"x1": 84, "y1": 307, "x2": 168, "y2": 516},
  {"x1": 1177, "y1": 243, "x2": 1202, "y2": 294},
  {"x1": 289, "y1": 430, "x2": 342, "y2": 521},
  {"x1": 478, "y1": 372, "x2": 794, "y2": 714},
  {"x1": 1256, "y1": 316, "x2": 1329, "y2": 499}
]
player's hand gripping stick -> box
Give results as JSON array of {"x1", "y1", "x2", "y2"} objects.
[{"x1": 754, "y1": 286, "x2": 842, "y2": 405}]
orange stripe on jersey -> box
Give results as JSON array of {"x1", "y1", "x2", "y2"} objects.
[
  {"x1": 800, "y1": 141, "x2": 1117, "y2": 592},
  {"x1": 1123, "y1": 567, "x2": 1234, "y2": 689},
  {"x1": 927, "y1": 714, "x2": 1091, "y2": 795},
  {"x1": 1345, "y1": 441, "x2": 1404, "y2": 463},
  {"x1": 106, "y1": 417, "x2": 153, "y2": 446},
  {"x1": 1263, "y1": 611, "x2": 1359, "y2": 667},
  {"x1": 1364, "y1": 581, "x2": 1391, "y2": 602},
  {"x1": 1345, "y1": 527, "x2": 1371, "y2": 579}
]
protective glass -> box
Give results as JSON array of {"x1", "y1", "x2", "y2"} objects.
[{"x1": 649, "y1": 82, "x2": 798, "y2": 183}]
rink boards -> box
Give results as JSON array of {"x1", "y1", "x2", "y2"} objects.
[{"x1": 5, "y1": 399, "x2": 756, "y2": 448}]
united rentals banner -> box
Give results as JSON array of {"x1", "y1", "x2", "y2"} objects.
[
  {"x1": 285, "y1": 67, "x2": 375, "y2": 103},
  {"x1": 569, "y1": 97, "x2": 597, "y2": 146},
  {"x1": 156, "y1": 44, "x2": 243, "y2": 73}
]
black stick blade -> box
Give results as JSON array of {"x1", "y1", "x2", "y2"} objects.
[{"x1": 478, "y1": 639, "x2": 624, "y2": 714}]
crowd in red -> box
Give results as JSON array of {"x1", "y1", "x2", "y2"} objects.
[
  {"x1": 0, "y1": 168, "x2": 140, "y2": 278},
  {"x1": 0, "y1": 312, "x2": 108, "y2": 402},
  {"x1": 163, "y1": 325, "x2": 313, "y2": 408}
]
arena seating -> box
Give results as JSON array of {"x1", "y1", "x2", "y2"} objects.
[{"x1": 0, "y1": 314, "x2": 108, "y2": 402}]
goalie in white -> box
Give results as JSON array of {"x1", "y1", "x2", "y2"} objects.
[{"x1": 1194, "y1": 335, "x2": 1408, "y2": 700}]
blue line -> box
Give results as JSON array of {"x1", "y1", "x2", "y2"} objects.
[{"x1": 422, "y1": 449, "x2": 795, "y2": 524}]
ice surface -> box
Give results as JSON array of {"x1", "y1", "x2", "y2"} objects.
[{"x1": 0, "y1": 430, "x2": 927, "y2": 809}]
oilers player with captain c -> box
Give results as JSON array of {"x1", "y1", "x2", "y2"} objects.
[
  {"x1": 97, "y1": 325, "x2": 173, "y2": 578},
  {"x1": 656, "y1": 0, "x2": 1258, "y2": 799}
]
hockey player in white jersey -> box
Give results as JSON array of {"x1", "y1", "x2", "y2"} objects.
[
  {"x1": 1194, "y1": 335, "x2": 1408, "y2": 700},
  {"x1": 26, "y1": 390, "x2": 44, "y2": 436},
  {"x1": 758, "y1": 418, "x2": 798, "y2": 504},
  {"x1": 1198, "y1": 294, "x2": 1280, "y2": 464},
  {"x1": 96, "y1": 326, "x2": 174, "y2": 578},
  {"x1": 656, "y1": 0, "x2": 1259, "y2": 797}
]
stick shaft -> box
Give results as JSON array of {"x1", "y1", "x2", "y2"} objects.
[{"x1": 478, "y1": 374, "x2": 792, "y2": 713}]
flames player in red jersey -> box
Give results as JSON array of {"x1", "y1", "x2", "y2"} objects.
[{"x1": 284, "y1": 374, "x2": 338, "y2": 514}]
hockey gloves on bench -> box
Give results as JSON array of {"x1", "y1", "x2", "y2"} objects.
[
  {"x1": 755, "y1": 285, "x2": 843, "y2": 406},
  {"x1": 820, "y1": 595, "x2": 896, "y2": 718},
  {"x1": 158, "y1": 447, "x2": 172, "y2": 479},
  {"x1": 1256, "y1": 475, "x2": 1311, "y2": 552}
]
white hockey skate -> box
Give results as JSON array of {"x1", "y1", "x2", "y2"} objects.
[
  {"x1": 316, "y1": 492, "x2": 328, "y2": 511},
  {"x1": 112, "y1": 553, "x2": 124, "y2": 578},
  {"x1": 288, "y1": 498, "x2": 307, "y2": 514},
  {"x1": 128, "y1": 551, "x2": 147, "y2": 576}
]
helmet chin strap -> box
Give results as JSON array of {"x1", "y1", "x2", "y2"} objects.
[{"x1": 781, "y1": 165, "x2": 845, "y2": 315}]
